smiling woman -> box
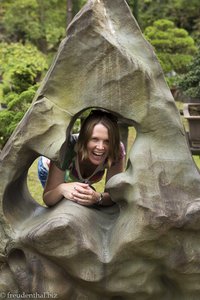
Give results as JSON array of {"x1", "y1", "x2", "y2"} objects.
[
  {"x1": 87, "y1": 123, "x2": 110, "y2": 163},
  {"x1": 42, "y1": 110, "x2": 126, "y2": 207}
]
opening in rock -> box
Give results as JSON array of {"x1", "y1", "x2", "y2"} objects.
[{"x1": 27, "y1": 108, "x2": 137, "y2": 206}]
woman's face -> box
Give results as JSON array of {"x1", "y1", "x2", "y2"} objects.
[{"x1": 86, "y1": 123, "x2": 109, "y2": 165}]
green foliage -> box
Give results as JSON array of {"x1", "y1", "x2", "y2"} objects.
[
  {"x1": 158, "y1": 53, "x2": 194, "y2": 74},
  {"x1": 1, "y1": 0, "x2": 66, "y2": 52},
  {"x1": 0, "y1": 110, "x2": 17, "y2": 148},
  {"x1": 144, "y1": 19, "x2": 197, "y2": 86},
  {"x1": 0, "y1": 42, "x2": 47, "y2": 94},
  {"x1": 0, "y1": 42, "x2": 47, "y2": 149},
  {"x1": 137, "y1": 0, "x2": 200, "y2": 40},
  {"x1": 127, "y1": 0, "x2": 139, "y2": 22},
  {"x1": 6, "y1": 85, "x2": 38, "y2": 111},
  {"x1": 145, "y1": 19, "x2": 196, "y2": 55},
  {"x1": 72, "y1": 0, "x2": 87, "y2": 16},
  {"x1": 177, "y1": 48, "x2": 200, "y2": 98},
  {"x1": 193, "y1": 18, "x2": 200, "y2": 42},
  {"x1": 0, "y1": 84, "x2": 39, "y2": 148}
]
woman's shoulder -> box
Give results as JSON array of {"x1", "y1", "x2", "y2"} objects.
[{"x1": 60, "y1": 133, "x2": 79, "y2": 170}]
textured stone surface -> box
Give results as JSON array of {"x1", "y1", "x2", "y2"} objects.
[{"x1": 1, "y1": 0, "x2": 200, "y2": 299}]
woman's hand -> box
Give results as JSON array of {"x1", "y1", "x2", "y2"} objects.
[
  {"x1": 59, "y1": 182, "x2": 89, "y2": 202},
  {"x1": 70, "y1": 183, "x2": 99, "y2": 206},
  {"x1": 43, "y1": 162, "x2": 113, "y2": 207}
]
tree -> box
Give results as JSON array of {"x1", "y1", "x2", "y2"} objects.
[
  {"x1": 137, "y1": 0, "x2": 200, "y2": 40},
  {"x1": 1, "y1": 0, "x2": 66, "y2": 53},
  {"x1": 0, "y1": 42, "x2": 47, "y2": 93},
  {"x1": 66, "y1": 0, "x2": 87, "y2": 26},
  {"x1": 67, "y1": 0, "x2": 73, "y2": 27},
  {"x1": 177, "y1": 48, "x2": 200, "y2": 98},
  {"x1": 0, "y1": 42, "x2": 47, "y2": 148},
  {"x1": 72, "y1": 0, "x2": 87, "y2": 16},
  {"x1": 127, "y1": 0, "x2": 139, "y2": 22},
  {"x1": 144, "y1": 19, "x2": 197, "y2": 86}
]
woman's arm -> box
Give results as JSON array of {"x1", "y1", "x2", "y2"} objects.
[
  {"x1": 43, "y1": 162, "x2": 98, "y2": 207},
  {"x1": 73, "y1": 157, "x2": 125, "y2": 207},
  {"x1": 43, "y1": 155, "x2": 125, "y2": 207},
  {"x1": 43, "y1": 162, "x2": 67, "y2": 206}
]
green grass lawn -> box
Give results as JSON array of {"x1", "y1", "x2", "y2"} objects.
[
  {"x1": 193, "y1": 155, "x2": 200, "y2": 169},
  {"x1": 27, "y1": 159, "x2": 44, "y2": 206},
  {"x1": 27, "y1": 115, "x2": 200, "y2": 205}
]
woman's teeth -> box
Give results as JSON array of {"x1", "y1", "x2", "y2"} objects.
[{"x1": 93, "y1": 152, "x2": 104, "y2": 157}]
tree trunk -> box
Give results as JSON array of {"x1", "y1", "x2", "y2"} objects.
[
  {"x1": 133, "y1": 0, "x2": 139, "y2": 22},
  {"x1": 67, "y1": 0, "x2": 73, "y2": 27}
]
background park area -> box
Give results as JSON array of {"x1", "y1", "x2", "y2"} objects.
[{"x1": 0, "y1": 0, "x2": 200, "y2": 204}]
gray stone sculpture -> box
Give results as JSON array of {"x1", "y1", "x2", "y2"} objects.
[{"x1": 1, "y1": 0, "x2": 200, "y2": 299}]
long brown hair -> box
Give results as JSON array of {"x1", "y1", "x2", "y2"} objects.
[{"x1": 76, "y1": 110, "x2": 120, "y2": 166}]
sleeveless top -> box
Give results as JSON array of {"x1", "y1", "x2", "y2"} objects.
[{"x1": 62, "y1": 134, "x2": 126, "y2": 185}]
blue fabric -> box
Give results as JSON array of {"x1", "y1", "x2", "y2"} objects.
[{"x1": 38, "y1": 157, "x2": 49, "y2": 187}]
